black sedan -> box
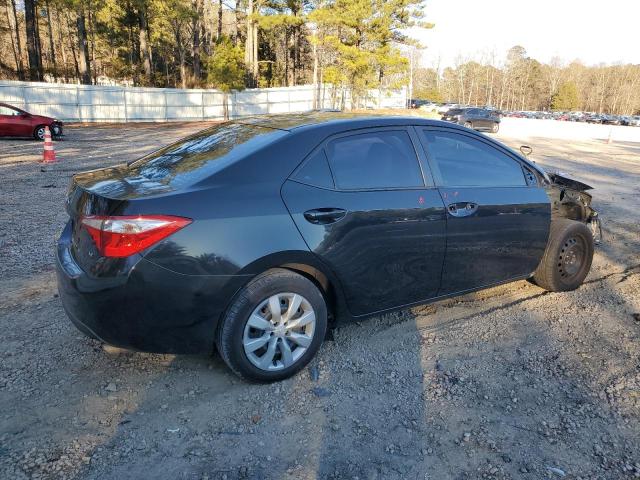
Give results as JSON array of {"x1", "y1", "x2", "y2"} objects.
[
  {"x1": 57, "y1": 113, "x2": 599, "y2": 382},
  {"x1": 442, "y1": 108, "x2": 500, "y2": 133}
]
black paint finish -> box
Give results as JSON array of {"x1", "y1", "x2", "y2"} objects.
[
  {"x1": 437, "y1": 186, "x2": 550, "y2": 294},
  {"x1": 282, "y1": 181, "x2": 447, "y2": 316},
  {"x1": 56, "y1": 113, "x2": 572, "y2": 354}
]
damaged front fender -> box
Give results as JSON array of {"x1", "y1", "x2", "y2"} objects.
[{"x1": 545, "y1": 171, "x2": 601, "y2": 243}]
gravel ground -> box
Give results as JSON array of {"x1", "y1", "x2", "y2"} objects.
[{"x1": 1, "y1": 122, "x2": 639, "y2": 480}]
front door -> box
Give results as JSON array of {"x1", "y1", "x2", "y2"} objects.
[
  {"x1": 282, "y1": 128, "x2": 447, "y2": 317},
  {"x1": 417, "y1": 128, "x2": 550, "y2": 295}
]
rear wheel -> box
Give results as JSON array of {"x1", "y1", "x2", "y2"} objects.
[
  {"x1": 216, "y1": 268, "x2": 327, "y2": 382},
  {"x1": 33, "y1": 125, "x2": 46, "y2": 141},
  {"x1": 491, "y1": 123, "x2": 499, "y2": 133},
  {"x1": 463, "y1": 121, "x2": 473, "y2": 129},
  {"x1": 532, "y1": 219, "x2": 594, "y2": 292}
]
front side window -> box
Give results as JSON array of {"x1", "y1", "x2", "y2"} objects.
[
  {"x1": 325, "y1": 130, "x2": 423, "y2": 190},
  {"x1": 420, "y1": 130, "x2": 526, "y2": 187}
]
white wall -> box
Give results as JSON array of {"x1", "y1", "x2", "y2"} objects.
[{"x1": 0, "y1": 81, "x2": 407, "y2": 123}]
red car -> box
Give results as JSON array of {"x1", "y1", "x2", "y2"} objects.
[{"x1": 0, "y1": 102, "x2": 63, "y2": 140}]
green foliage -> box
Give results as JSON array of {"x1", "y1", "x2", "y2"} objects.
[
  {"x1": 206, "y1": 37, "x2": 246, "y2": 93},
  {"x1": 551, "y1": 82, "x2": 580, "y2": 111},
  {"x1": 309, "y1": 0, "x2": 425, "y2": 106},
  {"x1": 2, "y1": 0, "x2": 428, "y2": 97},
  {"x1": 413, "y1": 87, "x2": 443, "y2": 102}
]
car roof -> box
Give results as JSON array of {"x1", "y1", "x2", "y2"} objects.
[{"x1": 234, "y1": 111, "x2": 458, "y2": 132}]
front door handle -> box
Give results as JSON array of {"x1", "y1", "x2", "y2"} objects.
[
  {"x1": 447, "y1": 202, "x2": 478, "y2": 218},
  {"x1": 304, "y1": 208, "x2": 347, "y2": 225}
]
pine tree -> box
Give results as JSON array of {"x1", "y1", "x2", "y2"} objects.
[
  {"x1": 551, "y1": 82, "x2": 580, "y2": 111},
  {"x1": 206, "y1": 36, "x2": 246, "y2": 119}
]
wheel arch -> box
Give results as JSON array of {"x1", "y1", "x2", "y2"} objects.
[{"x1": 234, "y1": 250, "x2": 349, "y2": 323}]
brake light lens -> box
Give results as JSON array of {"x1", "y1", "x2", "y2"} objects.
[{"x1": 80, "y1": 215, "x2": 192, "y2": 258}]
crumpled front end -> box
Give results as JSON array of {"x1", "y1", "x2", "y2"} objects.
[{"x1": 546, "y1": 172, "x2": 602, "y2": 243}]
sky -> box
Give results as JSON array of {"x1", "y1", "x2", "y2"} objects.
[{"x1": 409, "y1": 0, "x2": 640, "y2": 69}]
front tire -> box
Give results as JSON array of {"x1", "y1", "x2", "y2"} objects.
[
  {"x1": 34, "y1": 125, "x2": 46, "y2": 141},
  {"x1": 216, "y1": 268, "x2": 327, "y2": 382},
  {"x1": 491, "y1": 123, "x2": 499, "y2": 133},
  {"x1": 532, "y1": 219, "x2": 594, "y2": 292},
  {"x1": 463, "y1": 121, "x2": 473, "y2": 129}
]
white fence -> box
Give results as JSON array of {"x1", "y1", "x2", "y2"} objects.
[{"x1": 0, "y1": 80, "x2": 407, "y2": 123}]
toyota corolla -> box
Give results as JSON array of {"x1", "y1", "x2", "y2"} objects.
[{"x1": 56, "y1": 113, "x2": 600, "y2": 382}]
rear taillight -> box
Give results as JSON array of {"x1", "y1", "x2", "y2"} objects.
[{"x1": 80, "y1": 215, "x2": 192, "y2": 258}]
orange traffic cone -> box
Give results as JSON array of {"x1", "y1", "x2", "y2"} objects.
[{"x1": 42, "y1": 126, "x2": 57, "y2": 163}]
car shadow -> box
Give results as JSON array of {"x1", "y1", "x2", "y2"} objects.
[{"x1": 2, "y1": 249, "x2": 639, "y2": 480}]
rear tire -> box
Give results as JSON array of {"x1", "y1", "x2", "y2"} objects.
[
  {"x1": 532, "y1": 219, "x2": 594, "y2": 292},
  {"x1": 491, "y1": 123, "x2": 499, "y2": 133},
  {"x1": 216, "y1": 268, "x2": 327, "y2": 382},
  {"x1": 463, "y1": 121, "x2": 472, "y2": 129}
]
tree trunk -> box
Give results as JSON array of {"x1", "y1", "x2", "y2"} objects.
[
  {"x1": 45, "y1": 1, "x2": 58, "y2": 81},
  {"x1": 76, "y1": 7, "x2": 91, "y2": 84},
  {"x1": 223, "y1": 92, "x2": 229, "y2": 120},
  {"x1": 252, "y1": 17, "x2": 258, "y2": 84},
  {"x1": 191, "y1": 0, "x2": 202, "y2": 83},
  {"x1": 34, "y1": 1, "x2": 44, "y2": 75},
  {"x1": 89, "y1": 2, "x2": 98, "y2": 84},
  {"x1": 217, "y1": 0, "x2": 223, "y2": 40},
  {"x1": 284, "y1": 29, "x2": 289, "y2": 87},
  {"x1": 11, "y1": 0, "x2": 25, "y2": 78},
  {"x1": 5, "y1": 0, "x2": 24, "y2": 79},
  {"x1": 56, "y1": 9, "x2": 69, "y2": 82},
  {"x1": 138, "y1": 3, "x2": 152, "y2": 83},
  {"x1": 24, "y1": 0, "x2": 43, "y2": 81},
  {"x1": 179, "y1": 48, "x2": 186, "y2": 89},
  {"x1": 65, "y1": 11, "x2": 80, "y2": 81},
  {"x1": 244, "y1": 0, "x2": 254, "y2": 86},
  {"x1": 234, "y1": 2, "x2": 242, "y2": 46}
]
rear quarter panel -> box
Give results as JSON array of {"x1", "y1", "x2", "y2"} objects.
[{"x1": 139, "y1": 131, "x2": 322, "y2": 277}]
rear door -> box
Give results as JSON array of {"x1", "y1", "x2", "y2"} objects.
[
  {"x1": 477, "y1": 110, "x2": 492, "y2": 129},
  {"x1": 281, "y1": 127, "x2": 447, "y2": 316},
  {"x1": 417, "y1": 127, "x2": 550, "y2": 295},
  {"x1": 464, "y1": 108, "x2": 481, "y2": 126}
]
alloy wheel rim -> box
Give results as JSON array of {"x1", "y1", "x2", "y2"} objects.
[
  {"x1": 37, "y1": 128, "x2": 45, "y2": 139},
  {"x1": 243, "y1": 292, "x2": 316, "y2": 371},
  {"x1": 558, "y1": 236, "x2": 585, "y2": 278}
]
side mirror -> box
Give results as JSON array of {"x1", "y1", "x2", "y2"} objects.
[{"x1": 520, "y1": 145, "x2": 533, "y2": 157}]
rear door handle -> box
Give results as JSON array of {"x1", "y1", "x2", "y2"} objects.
[
  {"x1": 447, "y1": 202, "x2": 478, "y2": 218},
  {"x1": 304, "y1": 208, "x2": 347, "y2": 225}
]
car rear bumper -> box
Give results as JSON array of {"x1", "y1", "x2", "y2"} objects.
[{"x1": 56, "y1": 222, "x2": 251, "y2": 354}]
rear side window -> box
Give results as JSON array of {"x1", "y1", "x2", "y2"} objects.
[
  {"x1": 325, "y1": 130, "x2": 423, "y2": 190},
  {"x1": 127, "y1": 122, "x2": 287, "y2": 188},
  {"x1": 0, "y1": 106, "x2": 19, "y2": 115},
  {"x1": 420, "y1": 130, "x2": 526, "y2": 187},
  {"x1": 292, "y1": 149, "x2": 334, "y2": 189}
]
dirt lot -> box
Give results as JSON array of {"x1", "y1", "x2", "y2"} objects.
[{"x1": 1, "y1": 121, "x2": 639, "y2": 480}]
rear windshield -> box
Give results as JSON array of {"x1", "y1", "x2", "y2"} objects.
[{"x1": 127, "y1": 122, "x2": 287, "y2": 188}]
